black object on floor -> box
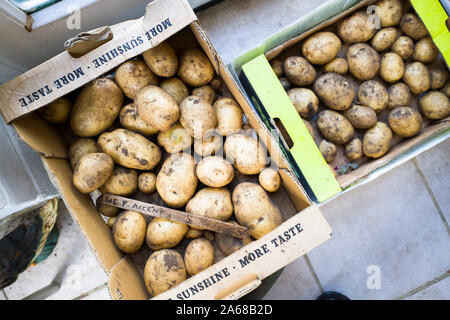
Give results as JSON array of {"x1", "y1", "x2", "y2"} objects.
[{"x1": 317, "y1": 291, "x2": 351, "y2": 300}]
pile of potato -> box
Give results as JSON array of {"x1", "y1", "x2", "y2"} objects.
[
  {"x1": 271, "y1": 0, "x2": 449, "y2": 174},
  {"x1": 37, "y1": 39, "x2": 285, "y2": 297}
]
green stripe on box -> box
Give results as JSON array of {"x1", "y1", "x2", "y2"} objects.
[{"x1": 241, "y1": 55, "x2": 342, "y2": 203}]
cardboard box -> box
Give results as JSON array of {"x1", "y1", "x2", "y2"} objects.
[
  {"x1": 0, "y1": 0, "x2": 332, "y2": 299},
  {"x1": 231, "y1": 0, "x2": 450, "y2": 203}
]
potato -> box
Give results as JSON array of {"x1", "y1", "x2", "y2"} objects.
[
  {"x1": 224, "y1": 133, "x2": 267, "y2": 175},
  {"x1": 430, "y1": 68, "x2": 449, "y2": 90},
  {"x1": 419, "y1": 91, "x2": 450, "y2": 120},
  {"x1": 192, "y1": 85, "x2": 216, "y2": 105},
  {"x1": 142, "y1": 42, "x2": 178, "y2": 77},
  {"x1": 347, "y1": 43, "x2": 380, "y2": 80},
  {"x1": 391, "y1": 36, "x2": 414, "y2": 60},
  {"x1": 400, "y1": 13, "x2": 428, "y2": 41},
  {"x1": 115, "y1": 59, "x2": 158, "y2": 99},
  {"x1": 358, "y1": 80, "x2": 389, "y2": 113},
  {"x1": 156, "y1": 153, "x2": 197, "y2": 208},
  {"x1": 313, "y1": 73, "x2": 355, "y2": 111},
  {"x1": 185, "y1": 227, "x2": 203, "y2": 239},
  {"x1": 388, "y1": 107, "x2": 422, "y2": 137},
  {"x1": 270, "y1": 58, "x2": 284, "y2": 77},
  {"x1": 177, "y1": 48, "x2": 215, "y2": 87},
  {"x1": 73, "y1": 153, "x2": 113, "y2": 193},
  {"x1": 70, "y1": 78, "x2": 123, "y2": 137},
  {"x1": 317, "y1": 110, "x2": 355, "y2": 145},
  {"x1": 303, "y1": 120, "x2": 315, "y2": 139},
  {"x1": 370, "y1": 27, "x2": 397, "y2": 52},
  {"x1": 302, "y1": 31, "x2": 341, "y2": 65},
  {"x1": 157, "y1": 122, "x2": 193, "y2": 154},
  {"x1": 377, "y1": 0, "x2": 403, "y2": 27},
  {"x1": 203, "y1": 230, "x2": 215, "y2": 242},
  {"x1": 196, "y1": 156, "x2": 234, "y2": 188},
  {"x1": 258, "y1": 168, "x2": 281, "y2": 192},
  {"x1": 39, "y1": 98, "x2": 71, "y2": 124},
  {"x1": 98, "y1": 129, "x2": 162, "y2": 170},
  {"x1": 193, "y1": 134, "x2": 223, "y2": 157},
  {"x1": 107, "y1": 217, "x2": 116, "y2": 229},
  {"x1": 145, "y1": 217, "x2": 188, "y2": 250},
  {"x1": 135, "y1": 85, "x2": 179, "y2": 132},
  {"x1": 209, "y1": 76, "x2": 222, "y2": 91},
  {"x1": 99, "y1": 166, "x2": 138, "y2": 196},
  {"x1": 186, "y1": 187, "x2": 233, "y2": 227},
  {"x1": 413, "y1": 37, "x2": 439, "y2": 64},
  {"x1": 388, "y1": 82, "x2": 411, "y2": 109},
  {"x1": 113, "y1": 211, "x2": 146, "y2": 254},
  {"x1": 442, "y1": 83, "x2": 450, "y2": 97},
  {"x1": 184, "y1": 238, "x2": 215, "y2": 276},
  {"x1": 68, "y1": 137, "x2": 99, "y2": 170},
  {"x1": 279, "y1": 77, "x2": 292, "y2": 91},
  {"x1": 283, "y1": 56, "x2": 317, "y2": 86},
  {"x1": 138, "y1": 172, "x2": 156, "y2": 194},
  {"x1": 96, "y1": 194, "x2": 120, "y2": 217},
  {"x1": 403, "y1": 62, "x2": 431, "y2": 95},
  {"x1": 337, "y1": 11, "x2": 376, "y2": 43},
  {"x1": 324, "y1": 58, "x2": 348, "y2": 75},
  {"x1": 344, "y1": 137, "x2": 362, "y2": 161},
  {"x1": 159, "y1": 78, "x2": 189, "y2": 104},
  {"x1": 232, "y1": 182, "x2": 282, "y2": 239},
  {"x1": 215, "y1": 220, "x2": 253, "y2": 256},
  {"x1": 343, "y1": 104, "x2": 377, "y2": 129},
  {"x1": 144, "y1": 249, "x2": 186, "y2": 297},
  {"x1": 363, "y1": 122, "x2": 393, "y2": 158},
  {"x1": 319, "y1": 140, "x2": 337, "y2": 163},
  {"x1": 287, "y1": 88, "x2": 319, "y2": 119},
  {"x1": 179, "y1": 96, "x2": 217, "y2": 139},
  {"x1": 380, "y1": 52, "x2": 404, "y2": 83},
  {"x1": 214, "y1": 98, "x2": 243, "y2": 136},
  {"x1": 119, "y1": 103, "x2": 158, "y2": 136}
]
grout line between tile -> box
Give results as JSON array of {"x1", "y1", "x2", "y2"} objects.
[
  {"x1": 73, "y1": 282, "x2": 109, "y2": 300},
  {"x1": 1, "y1": 289, "x2": 9, "y2": 300},
  {"x1": 303, "y1": 254, "x2": 324, "y2": 294},
  {"x1": 412, "y1": 158, "x2": 450, "y2": 236},
  {"x1": 394, "y1": 270, "x2": 450, "y2": 300}
]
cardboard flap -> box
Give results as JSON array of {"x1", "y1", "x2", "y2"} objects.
[
  {"x1": 0, "y1": 0, "x2": 197, "y2": 124},
  {"x1": 109, "y1": 256, "x2": 150, "y2": 300},
  {"x1": 65, "y1": 26, "x2": 113, "y2": 58}
]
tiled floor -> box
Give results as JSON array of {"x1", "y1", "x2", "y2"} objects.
[{"x1": 1, "y1": 0, "x2": 449, "y2": 300}]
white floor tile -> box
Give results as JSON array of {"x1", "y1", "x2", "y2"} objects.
[
  {"x1": 405, "y1": 276, "x2": 450, "y2": 300},
  {"x1": 262, "y1": 256, "x2": 322, "y2": 300},
  {"x1": 0, "y1": 290, "x2": 7, "y2": 300},
  {"x1": 3, "y1": 201, "x2": 108, "y2": 300},
  {"x1": 308, "y1": 160, "x2": 450, "y2": 300},
  {"x1": 79, "y1": 286, "x2": 111, "y2": 300}
]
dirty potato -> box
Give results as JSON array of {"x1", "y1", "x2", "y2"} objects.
[
  {"x1": 214, "y1": 98, "x2": 244, "y2": 136},
  {"x1": 115, "y1": 59, "x2": 158, "y2": 99},
  {"x1": 413, "y1": 37, "x2": 439, "y2": 64},
  {"x1": 156, "y1": 153, "x2": 197, "y2": 208},
  {"x1": 186, "y1": 187, "x2": 234, "y2": 227},
  {"x1": 388, "y1": 82, "x2": 411, "y2": 109},
  {"x1": 430, "y1": 68, "x2": 449, "y2": 90},
  {"x1": 113, "y1": 211, "x2": 147, "y2": 254},
  {"x1": 157, "y1": 122, "x2": 193, "y2": 154},
  {"x1": 185, "y1": 227, "x2": 203, "y2": 239},
  {"x1": 68, "y1": 137, "x2": 99, "y2": 170},
  {"x1": 232, "y1": 182, "x2": 282, "y2": 239},
  {"x1": 224, "y1": 133, "x2": 267, "y2": 175},
  {"x1": 283, "y1": 56, "x2": 317, "y2": 86},
  {"x1": 135, "y1": 85, "x2": 180, "y2": 131},
  {"x1": 145, "y1": 217, "x2": 188, "y2": 250},
  {"x1": 159, "y1": 77, "x2": 189, "y2": 104},
  {"x1": 215, "y1": 221, "x2": 253, "y2": 256},
  {"x1": 344, "y1": 137, "x2": 363, "y2": 161},
  {"x1": 337, "y1": 10, "x2": 376, "y2": 43},
  {"x1": 96, "y1": 194, "x2": 120, "y2": 217},
  {"x1": 377, "y1": 0, "x2": 403, "y2": 27},
  {"x1": 403, "y1": 62, "x2": 431, "y2": 95},
  {"x1": 319, "y1": 140, "x2": 337, "y2": 163},
  {"x1": 177, "y1": 48, "x2": 215, "y2": 87},
  {"x1": 343, "y1": 104, "x2": 377, "y2": 129},
  {"x1": 192, "y1": 85, "x2": 216, "y2": 105},
  {"x1": 144, "y1": 249, "x2": 186, "y2": 297},
  {"x1": 39, "y1": 98, "x2": 72, "y2": 124},
  {"x1": 270, "y1": 58, "x2": 284, "y2": 77},
  {"x1": 380, "y1": 52, "x2": 404, "y2": 83},
  {"x1": 70, "y1": 78, "x2": 124, "y2": 137},
  {"x1": 388, "y1": 107, "x2": 422, "y2": 137},
  {"x1": 196, "y1": 156, "x2": 234, "y2": 188},
  {"x1": 303, "y1": 120, "x2": 315, "y2": 139},
  {"x1": 287, "y1": 88, "x2": 319, "y2": 119},
  {"x1": 419, "y1": 91, "x2": 450, "y2": 120},
  {"x1": 391, "y1": 36, "x2": 414, "y2": 60},
  {"x1": 99, "y1": 166, "x2": 138, "y2": 196},
  {"x1": 138, "y1": 172, "x2": 156, "y2": 194},
  {"x1": 184, "y1": 238, "x2": 215, "y2": 276},
  {"x1": 400, "y1": 13, "x2": 428, "y2": 41},
  {"x1": 142, "y1": 42, "x2": 178, "y2": 77},
  {"x1": 279, "y1": 77, "x2": 292, "y2": 91},
  {"x1": 258, "y1": 168, "x2": 281, "y2": 193},
  {"x1": 119, "y1": 103, "x2": 158, "y2": 136},
  {"x1": 347, "y1": 43, "x2": 380, "y2": 80},
  {"x1": 324, "y1": 57, "x2": 348, "y2": 75},
  {"x1": 358, "y1": 80, "x2": 389, "y2": 113},
  {"x1": 302, "y1": 31, "x2": 342, "y2": 65},
  {"x1": 193, "y1": 133, "x2": 223, "y2": 157},
  {"x1": 98, "y1": 128, "x2": 162, "y2": 170},
  {"x1": 73, "y1": 153, "x2": 114, "y2": 193},
  {"x1": 313, "y1": 73, "x2": 355, "y2": 111},
  {"x1": 370, "y1": 28, "x2": 398, "y2": 52},
  {"x1": 179, "y1": 96, "x2": 217, "y2": 139},
  {"x1": 317, "y1": 110, "x2": 355, "y2": 145},
  {"x1": 363, "y1": 122, "x2": 393, "y2": 158}
]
